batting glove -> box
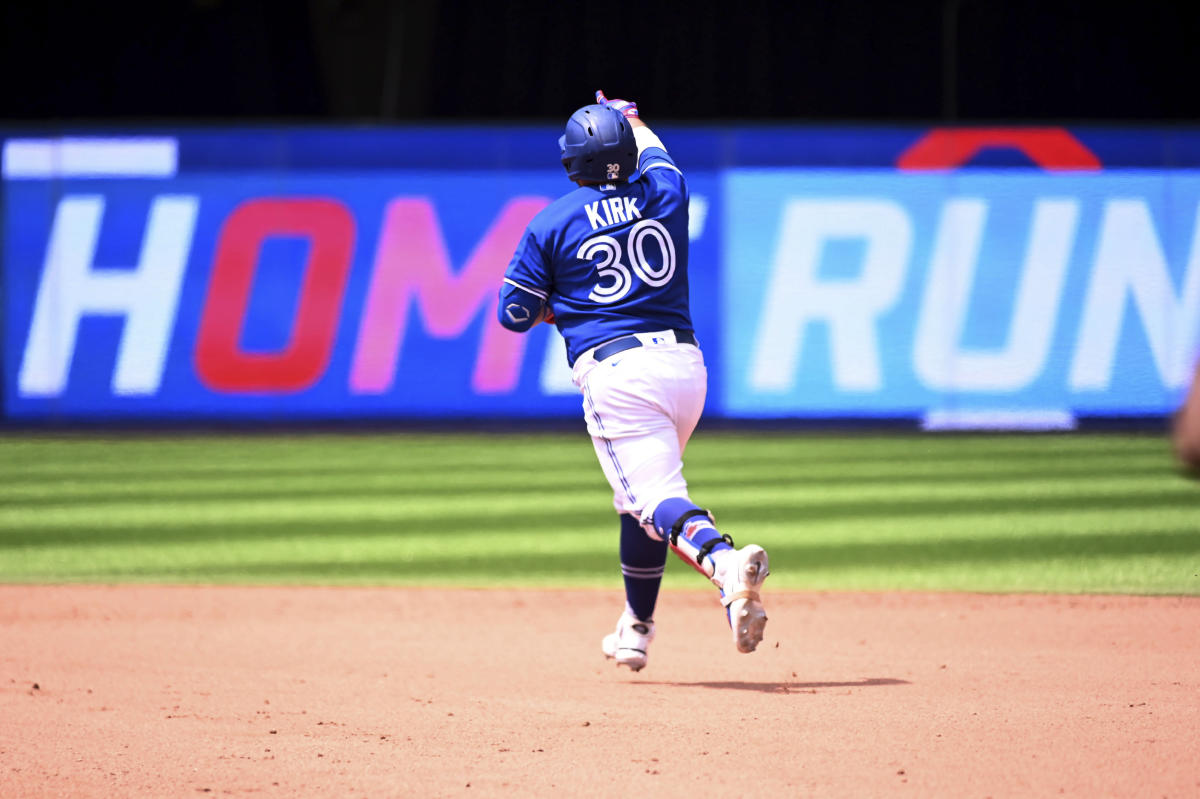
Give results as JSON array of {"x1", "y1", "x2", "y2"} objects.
[{"x1": 596, "y1": 90, "x2": 638, "y2": 119}]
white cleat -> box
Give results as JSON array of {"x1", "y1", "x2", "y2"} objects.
[
  {"x1": 718, "y1": 545, "x2": 770, "y2": 653},
  {"x1": 601, "y1": 612, "x2": 655, "y2": 672}
]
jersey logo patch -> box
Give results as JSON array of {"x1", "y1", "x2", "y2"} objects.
[{"x1": 504, "y1": 303, "x2": 532, "y2": 324}]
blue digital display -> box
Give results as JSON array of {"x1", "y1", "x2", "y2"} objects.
[
  {"x1": 3, "y1": 125, "x2": 1199, "y2": 424},
  {"x1": 723, "y1": 170, "x2": 1200, "y2": 419}
]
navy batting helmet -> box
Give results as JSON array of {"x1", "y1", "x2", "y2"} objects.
[{"x1": 558, "y1": 103, "x2": 637, "y2": 183}]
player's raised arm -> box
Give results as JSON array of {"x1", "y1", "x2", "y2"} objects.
[
  {"x1": 595, "y1": 91, "x2": 645, "y2": 129},
  {"x1": 595, "y1": 90, "x2": 675, "y2": 169}
]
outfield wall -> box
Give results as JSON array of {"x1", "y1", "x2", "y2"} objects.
[{"x1": 3, "y1": 125, "x2": 1199, "y2": 427}]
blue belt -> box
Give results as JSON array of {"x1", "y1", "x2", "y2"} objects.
[{"x1": 593, "y1": 330, "x2": 697, "y2": 362}]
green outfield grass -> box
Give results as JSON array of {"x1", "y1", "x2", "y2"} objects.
[{"x1": 1, "y1": 430, "x2": 1197, "y2": 594}]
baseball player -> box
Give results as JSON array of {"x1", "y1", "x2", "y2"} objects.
[{"x1": 497, "y1": 91, "x2": 769, "y2": 671}]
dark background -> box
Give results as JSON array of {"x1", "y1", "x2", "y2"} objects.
[{"x1": 2, "y1": 0, "x2": 1197, "y2": 123}]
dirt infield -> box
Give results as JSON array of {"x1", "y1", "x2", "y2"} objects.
[{"x1": 2, "y1": 586, "x2": 1197, "y2": 797}]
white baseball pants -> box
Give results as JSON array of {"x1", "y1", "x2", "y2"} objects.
[{"x1": 572, "y1": 333, "x2": 707, "y2": 520}]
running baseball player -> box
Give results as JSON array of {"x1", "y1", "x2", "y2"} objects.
[{"x1": 497, "y1": 91, "x2": 770, "y2": 671}]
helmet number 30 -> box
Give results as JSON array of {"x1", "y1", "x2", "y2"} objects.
[{"x1": 580, "y1": 219, "x2": 677, "y2": 303}]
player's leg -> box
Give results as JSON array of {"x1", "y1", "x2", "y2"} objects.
[
  {"x1": 619, "y1": 512, "x2": 667, "y2": 621},
  {"x1": 588, "y1": 419, "x2": 677, "y2": 670},
  {"x1": 637, "y1": 347, "x2": 770, "y2": 653},
  {"x1": 582, "y1": 365, "x2": 690, "y2": 518},
  {"x1": 583, "y1": 353, "x2": 688, "y2": 669},
  {"x1": 585, "y1": 395, "x2": 771, "y2": 654},
  {"x1": 601, "y1": 512, "x2": 667, "y2": 671},
  {"x1": 584, "y1": 345, "x2": 769, "y2": 655},
  {"x1": 645, "y1": 496, "x2": 732, "y2": 578},
  {"x1": 645, "y1": 497, "x2": 770, "y2": 654}
]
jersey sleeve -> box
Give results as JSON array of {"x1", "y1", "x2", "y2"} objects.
[
  {"x1": 498, "y1": 225, "x2": 552, "y2": 332},
  {"x1": 634, "y1": 126, "x2": 684, "y2": 180}
]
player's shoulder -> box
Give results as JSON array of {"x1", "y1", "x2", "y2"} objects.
[
  {"x1": 637, "y1": 154, "x2": 687, "y2": 197},
  {"x1": 639, "y1": 149, "x2": 684, "y2": 177}
]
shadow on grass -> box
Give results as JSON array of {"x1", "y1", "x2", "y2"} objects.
[{"x1": 635, "y1": 677, "x2": 910, "y2": 693}]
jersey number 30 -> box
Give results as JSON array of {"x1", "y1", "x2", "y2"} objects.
[{"x1": 578, "y1": 219, "x2": 677, "y2": 303}]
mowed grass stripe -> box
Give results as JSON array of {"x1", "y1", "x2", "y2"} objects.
[
  {"x1": 7, "y1": 514, "x2": 1197, "y2": 592},
  {"x1": 5, "y1": 499, "x2": 1198, "y2": 556},
  {"x1": 0, "y1": 472, "x2": 1191, "y2": 534},
  {"x1": 0, "y1": 469, "x2": 609, "y2": 505},
  {"x1": 696, "y1": 473, "x2": 1197, "y2": 508},
  {"x1": 688, "y1": 432, "x2": 1167, "y2": 462},
  {"x1": 11, "y1": 505, "x2": 1196, "y2": 561},
  {"x1": 0, "y1": 432, "x2": 1171, "y2": 496},
  {"x1": 1, "y1": 432, "x2": 1197, "y2": 593},
  {"x1": 4, "y1": 523, "x2": 615, "y2": 579},
  {"x1": 0, "y1": 453, "x2": 1173, "y2": 507},
  {"x1": 5, "y1": 501, "x2": 1198, "y2": 585},
  {"x1": 0, "y1": 433, "x2": 596, "y2": 475},
  {"x1": 0, "y1": 454, "x2": 1169, "y2": 505},
  {"x1": 685, "y1": 450, "x2": 1170, "y2": 482},
  {"x1": 1, "y1": 431, "x2": 1166, "y2": 474}
]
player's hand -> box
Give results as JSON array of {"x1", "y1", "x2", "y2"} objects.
[{"x1": 596, "y1": 90, "x2": 638, "y2": 119}]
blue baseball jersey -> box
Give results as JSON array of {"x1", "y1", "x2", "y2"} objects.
[{"x1": 500, "y1": 143, "x2": 692, "y2": 366}]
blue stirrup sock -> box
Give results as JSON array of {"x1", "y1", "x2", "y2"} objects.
[
  {"x1": 649, "y1": 497, "x2": 735, "y2": 579},
  {"x1": 619, "y1": 512, "x2": 667, "y2": 622}
]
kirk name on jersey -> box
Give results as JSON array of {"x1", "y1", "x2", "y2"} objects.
[{"x1": 584, "y1": 195, "x2": 643, "y2": 230}]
